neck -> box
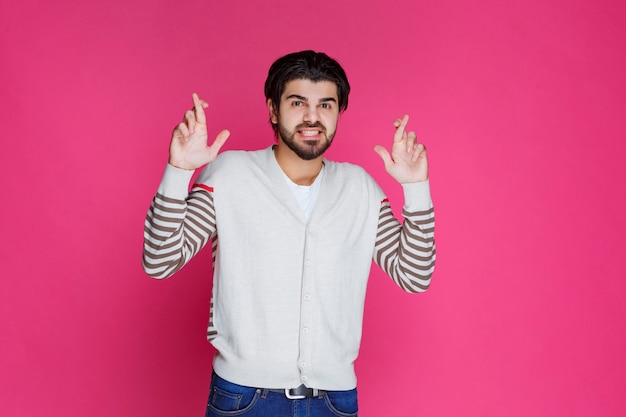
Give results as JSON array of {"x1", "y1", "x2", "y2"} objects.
[{"x1": 273, "y1": 144, "x2": 324, "y2": 186}]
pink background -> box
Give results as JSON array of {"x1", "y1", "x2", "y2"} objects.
[{"x1": 1, "y1": 0, "x2": 625, "y2": 416}]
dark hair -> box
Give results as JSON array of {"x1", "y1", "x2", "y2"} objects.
[{"x1": 264, "y1": 50, "x2": 350, "y2": 133}]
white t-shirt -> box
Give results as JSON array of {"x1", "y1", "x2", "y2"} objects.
[{"x1": 283, "y1": 165, "x2": 325, "y2": 222}]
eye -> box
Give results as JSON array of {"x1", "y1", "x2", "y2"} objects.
[
  {"x1": 320, "y1": 103, "x2": 333, "y2": 110},
  {"x1": 292, "y1": 101, "x2": 304, "y2": 107}
]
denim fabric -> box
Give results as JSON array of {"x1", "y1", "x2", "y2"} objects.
[{"x1": 206, "y1": 372, "x2": 358, "y2": 417}]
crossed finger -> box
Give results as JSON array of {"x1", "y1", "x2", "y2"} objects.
[
  {"x1": 184, "y1": 93, "x2": 209, "y2": 134},
  {"x1": 393, "y1": 114, "x2": 409, "y2": 143},
  {"x1": 192, "y1": 93, "x2": 208, "y2": 125}
]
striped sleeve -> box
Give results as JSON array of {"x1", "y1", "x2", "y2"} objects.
[
  {"x1": 373, "y1": 184, "x2": 436, "y2": 293},
  {"x1": 142, "y1": 182, "x2": 217, "y2": 279}
]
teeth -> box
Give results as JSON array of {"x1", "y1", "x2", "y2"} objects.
[{"x1": 300, "y1": 131, "x2": 320, "y2": 137}]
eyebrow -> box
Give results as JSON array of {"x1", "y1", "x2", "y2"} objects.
[{"x1": 286, "y1": 94, "x2": 337, "y2": 104}]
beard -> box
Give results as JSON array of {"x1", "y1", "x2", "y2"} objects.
[{"x1": 278, "y1": 121, "x2": 336, "y2": 160}]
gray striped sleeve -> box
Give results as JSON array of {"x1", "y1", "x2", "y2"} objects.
[
  {"x1": 142, "y1": 186, "x2": 217, "y2": 278},
  {"x1": 374, "y1": 200, "x2": 436, "y2": 293}
]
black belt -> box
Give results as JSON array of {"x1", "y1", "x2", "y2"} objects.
[{"x1": 267, "y1": 384, "x2": 321, "y2": 399}]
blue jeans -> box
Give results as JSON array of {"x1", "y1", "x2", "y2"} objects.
[{"x1": 205, "y1": 372, "x2": 358, "y2": 417}]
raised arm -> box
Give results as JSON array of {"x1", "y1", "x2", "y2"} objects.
[
  {"x1": 142, "y1": 94, "x2": 230, "y2": 278},
  {"x1": 373, "y1": 115, "x2": 435, "y2": 292}
]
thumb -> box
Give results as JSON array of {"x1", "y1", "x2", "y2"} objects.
[
  {"x1": 373, "y1": 145, "x2": 393, "y2": 168},
  {"x1": 211, "y1": 129, "x2": 231, "y2": 152}
]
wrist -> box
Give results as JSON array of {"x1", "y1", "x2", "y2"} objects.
[
  {"x1": 399, "y1": 176, "x2": 428, "y2": 184},
  {"x1": 168, "y1": 159, "x2": 196, "y2": 171}
]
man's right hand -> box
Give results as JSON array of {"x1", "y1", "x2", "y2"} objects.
[{"x1": 168, "y1": 93, "x2": 230, "y2": 170}]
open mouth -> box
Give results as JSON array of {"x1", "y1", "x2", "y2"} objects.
[
  {"x1": 297, "y1": 123, "x2": 325, "y2": 140},
  {"x1": 298, "y1": 129, "x2": 322, "y2": 139}
]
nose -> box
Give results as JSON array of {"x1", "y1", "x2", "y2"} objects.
[{"x1": 303, "y1": 106, "x2": 319, "y2": 123}]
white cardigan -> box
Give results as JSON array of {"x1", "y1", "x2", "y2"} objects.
[{"x1": 144, "y1": 147, "x2": 435, "y2": 390}]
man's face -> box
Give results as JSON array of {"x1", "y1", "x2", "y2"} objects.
[{"x1": 269, "y1": 79, "x2": 340, "y2": 160}]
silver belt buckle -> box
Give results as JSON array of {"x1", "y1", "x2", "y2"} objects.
[
  {"x1": 284, "y1": 387, "x2": 319, "y2": 399},
  {"x1": 285, "y1": 388, "x2": 306, "y2": 400}
]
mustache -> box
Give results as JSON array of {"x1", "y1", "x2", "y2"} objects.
[{"x1": 296, "y1": 122, "x2": 326, "y2": 133}]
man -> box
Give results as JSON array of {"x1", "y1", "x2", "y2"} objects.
[{"x1": 143, "y1": 50, "x2": 435, "y2": 416}]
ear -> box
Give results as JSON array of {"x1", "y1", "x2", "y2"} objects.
[{"x1": 267, "y1": 99, "x2": 278, "y2": 124}]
